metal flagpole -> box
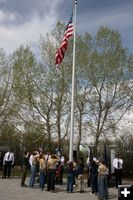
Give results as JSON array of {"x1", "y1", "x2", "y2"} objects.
[{"x1": 69, "y1": 0, "x2": 77, "y2": 162}]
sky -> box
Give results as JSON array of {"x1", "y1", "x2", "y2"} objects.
[{"x1": 0, "y1": 0, "x2": 133, "y2": 56}]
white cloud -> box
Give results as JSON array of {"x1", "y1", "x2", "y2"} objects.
[
  {"x1": 0, "y1": 0, "x2": 133, "y2": 55},
  {"x1": 0, "y1": 0, "x2": 61, "y2": 55},
  {"x1": 0, "y1": 9, "x2": 16, "y2": 23}
]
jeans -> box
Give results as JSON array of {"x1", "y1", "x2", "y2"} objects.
[
  {"x1": 29, "y1": 165, "x2": 36, "y2": 188},
  {"x1": 98, "y1": 175, "x2": 108, "y2": 199},
  {"x1": 67, "y1": 173, "x2": 74, "y2": 192},
  {"x1": 39, "y1": 169, "x2": 45, "y2": 189}
]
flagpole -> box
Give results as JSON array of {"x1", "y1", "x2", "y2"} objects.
[{"x1": 69, "y1": 0, "x2": 77, "y2": 162}]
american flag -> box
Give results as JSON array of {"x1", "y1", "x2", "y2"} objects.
[{"x1": 55, "y1": 14, "x2": 73, "y2": 67}]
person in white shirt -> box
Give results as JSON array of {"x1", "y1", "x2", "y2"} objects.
[
  {"x1": 29, "y1": 150, "x2": 40, "y2": 188},
  {"x1": 3, "y1": 150, "x2": 15, "y2": 178},
  {"x1": 86, "y1": 156, "x2": 91, "y2": 187},
  {"x1": 113, "y1": 153, "x2": 123, "y2": 188}
]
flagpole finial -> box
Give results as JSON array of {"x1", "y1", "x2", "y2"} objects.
[{"x1": 74, "y1": 0, "x2": 77, "y2": 4}]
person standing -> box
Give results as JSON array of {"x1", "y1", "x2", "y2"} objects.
[
  {"x1": 90, "y1": 158, "x2": 98, "y2": 195},
  {"x1": 55, "y1": 155, "x2": 65, "y2": 185},
  {"x1": 98, "y1": 159, "x2": 108, "y2": 200},
  {"x1": 66, "y1": 161, "x2": 74, "y2": 193},
  {"x1": 21, "y1": 151, "x2": 30, "y2": 187},
  {"x1": 73, "y1": 158, "x2": 77, "y2": 186},
  {"x1": 29, "y1": 150, "x2": 40, "y2": 188},
  {"x1": 113, "y1": 153, "x2": 123, "y2": 188},
  {"x1": 86, "y1": 156, "x2": 91, "y2": 187},
  {"x1": 3, "y1": 150, "x2": 14, "y2": 178},
  {"x1": 39, "y1": 153, "x2": 46, "y2": 191},
  {"x1": 46, "y1": 154, "x2": 58, "y2": 192},
  {"x1": 76, "y1": 157, "x2": 84, "y2": 193}
]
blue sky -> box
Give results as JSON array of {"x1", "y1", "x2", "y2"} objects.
[{"x1": 0, "y1": 0, "x2": 133, "y2": 55}]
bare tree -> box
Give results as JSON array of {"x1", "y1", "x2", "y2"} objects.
[{"x1": 84, "y1": 27, "x2": 132, "y2": 154}]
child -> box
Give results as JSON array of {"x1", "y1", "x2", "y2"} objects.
[
  {"x1": 76, "y1": 157, "x2": 84, "y2": 193},
  {"x1": 66, "y1": 161, "x2": 74, "y2": 193}
]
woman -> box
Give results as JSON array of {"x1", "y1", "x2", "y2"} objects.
[
  {"x1": 39, "y1": 153, "x2": 46, "y2": 190},
  {"x1": 98, "y1": 159, "x2": 108, "y2": 200},
  {"x1": 29, "y1": 151, "x2": 40, "y2": 188}
]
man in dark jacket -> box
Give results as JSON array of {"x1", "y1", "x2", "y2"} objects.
[{"x1": 21, "y1": 151, "x2": 30, "y2": 187}]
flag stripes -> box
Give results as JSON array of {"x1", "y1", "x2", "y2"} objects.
[{"x1": 55, "y1": 14, "x2": 73, "y2": 67}]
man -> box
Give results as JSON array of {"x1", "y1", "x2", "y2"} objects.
[
  {"x1": 90, "y1": 158, "x2": 98, "y2": 195},
  {"x1": 47, "y1": 154, "x2": 58, "y2": 192},
  {"x1": 113, "y1": 153, "x2": 123, "y2": 188},
  {"x1": 3, "y1": 150, "x2": 15, "y2": 178},
  {"x1": 21, "y1": 151, "x2": 30, "y2": 187}
]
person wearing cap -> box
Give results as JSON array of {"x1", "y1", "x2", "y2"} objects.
[{"x1": 113, "y1": 153, "x2": 123, "y2": 188}]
